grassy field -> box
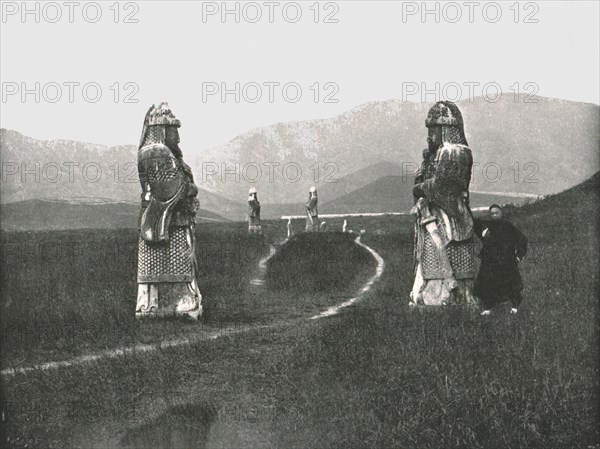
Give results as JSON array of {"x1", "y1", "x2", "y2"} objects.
[
  {"x1": 1, "y1": 175, "x2": 598, "y2": 448},
  {"x1": 0, "y1": 220, "x2": 375, "y2": 368}
]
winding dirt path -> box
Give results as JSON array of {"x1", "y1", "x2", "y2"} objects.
[
  {"x1": 1, "y1": 236, "x2": 384, "y2": 377},
  {"x1": 309, "y1": 236, "x2": 385, "y2": 319}
]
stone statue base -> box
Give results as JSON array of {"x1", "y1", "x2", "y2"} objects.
[
  {"x1": 411, "y1": 261, "x2": 477, "y2": 306},
  {"x1": 136, "y1": 283, "x2": 202, "y2": 320},
  {"x1": 248, "y1": 224, "x2": 262, "y2": 234}
]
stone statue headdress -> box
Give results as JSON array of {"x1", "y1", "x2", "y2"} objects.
[
  {"x1": 138, "y1": 102, "x2": 181, "y2": 150},
  {"x1": 248, "y1": 187, "x2": 258, "y2": 200},
  {"x1": 425, "y1": 101, "x2": 469, "y2": 147}
]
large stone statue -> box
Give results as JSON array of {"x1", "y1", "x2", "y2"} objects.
[
  {"x1": 410, "y1": 101, "x2": 477, "y2": 306},
  {"x1": 136, "y1": 102, "x2": 202, "y2": 319},
  {"x1": 248, "y1": 187, "x2": 262, "y2": 234},
  {"x1": 305, "y1": 186, "x2": 319, "y2": 232}
]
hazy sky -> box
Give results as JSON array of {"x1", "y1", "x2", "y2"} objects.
[{"x1": 1, "y1": 0, "x2": 598, "y2": 153}]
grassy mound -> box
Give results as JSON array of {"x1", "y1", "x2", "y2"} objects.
[{"x1": 266, "y1": 232, "x2": 373, "y2": 292}]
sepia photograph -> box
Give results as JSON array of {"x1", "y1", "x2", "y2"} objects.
[{"x1": 1, "y1": 1, "x2": 598, "y2": 448}]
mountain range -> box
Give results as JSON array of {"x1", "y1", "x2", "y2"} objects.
[
  {"x1": 1, "y1": 95, "x2": 598, "y2": 229},
  {"x1": 195, "y1": 95, "x2": 599, "y2": 203}
]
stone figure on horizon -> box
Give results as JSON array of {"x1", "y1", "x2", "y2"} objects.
[
  {"x1": 305, "y1": 186, "x2": 319, "y2": 232},
  {"x1": 248, "y1": 187, "x2": 262, "y2": 234}
]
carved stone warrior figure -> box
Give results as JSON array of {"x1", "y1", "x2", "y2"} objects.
[
  {"x1": 305, "y1": 186, "x2": 319, "y2": 232},
  {"x1": 248, "y1": 187, "x2": 262, "y2": 234},
  {"x1": 410, "y1": 101, "x2": 477, "y2": 306},
  {"x1": 136, "y1": 103, "x2": 202, "y2": 319}
]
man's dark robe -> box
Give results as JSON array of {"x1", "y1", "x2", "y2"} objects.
[{"x1": 473, "y1": 218, "x2": 528, "y2": 309}]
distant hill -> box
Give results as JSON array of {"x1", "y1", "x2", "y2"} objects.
[
  {"x1": 509, "y1": 171, "x2": 599, "y2": 226},
  {"x1": 317, "y1": 161, "x2": 404, "y2": 202},
  {"x1": 520, "y1": 171, "x2": 599, "y2": 211},
  {"x1": 0, "y1": 129, "x2": 138, "y2": 204},
  {"x1": 321, "y1": 175, "x2": 538, "y2": 214},
  {"x1": 0, "y1": 197, "x2": 311, "y2": 230},
  {"x1": 1, "y1": 95, "x2": 598, "y2": 220},
  {"x1": 0, "y1": 94, "x2": 600, "y2": 228},
  {"x1": 501, "y1": 171, "x2": 599, "y2": 263},
  {"x1": 195, "y1": 190, "x2": 246, "y2": 221},
  {"x1": 0, "y1": 129, "x2": 247, "y2": 221},
  {"x1": 195, "y1": 95, "x2": 599, "y2": 203},
  {"x1": 0, "y1": 200, "x2": 228, "y2": 232}
]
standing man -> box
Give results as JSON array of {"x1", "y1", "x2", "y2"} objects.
[
  {"x1": 305, "y1": 186, "x2": 319, "y2": 232},
  {"x1": 248, "y1": 187, "x2": 262, "y2": 234},
  {"x1": 474, "y1": 204, "x2": 528, "y2": 315},
  {"x1": 136, "y1": 102, "x2": 202, "y2": 319},
  {"x1": 410, "y1": 101, "x2": 477, "y2": 306}
]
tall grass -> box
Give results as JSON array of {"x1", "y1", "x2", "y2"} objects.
[
  {"x1": 269, "y1": 177, "x2": 599, "y2": 449},
  {"x1": 0, "y1": 223, "x2": 372, "y2": 367},
  {"x1": 1, "y1": 177, "x2": 598, "y2": 448}
]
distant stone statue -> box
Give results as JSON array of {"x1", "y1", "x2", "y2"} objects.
[
  {"x1": 410, "y1": 101, "x2": 477, "y2": 306},
  {"x1": 136, "y1": 102, "x2": 202, "y2": 319},
  {"x1": 247, "y1": 187, "x2": 262, "y2": 234},
  {"x1": 305, "y1": 186, "x2": 319, "y2": 232}
]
